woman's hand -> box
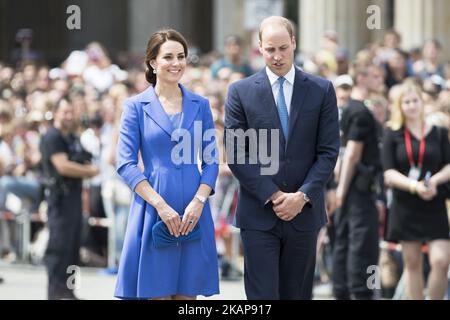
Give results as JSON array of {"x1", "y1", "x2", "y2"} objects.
[
  {"x1": 179, "y1": 198, "x2": 204, "y2": 235},
  {"x1": 416, "y1": 180, "x2": 437, "y2": 201},
  {"x1": 155, "y1": 203, "x2": 181, "y2": 237}
]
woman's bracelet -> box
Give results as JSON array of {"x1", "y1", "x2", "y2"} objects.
[{"x1": 409, "y1": 180, "x2": 418, "y2": 194}]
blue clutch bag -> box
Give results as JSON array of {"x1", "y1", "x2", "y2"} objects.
[{"x1": 152, "y1": 219, "x2": 201, "y2": 248}]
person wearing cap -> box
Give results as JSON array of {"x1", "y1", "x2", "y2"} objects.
[
  {"x1": 333, "y1": 68, "x2": 382, "y2": 299},
  {"x1": 334, "y1": 75, "x2": 353, "y2": 110}
]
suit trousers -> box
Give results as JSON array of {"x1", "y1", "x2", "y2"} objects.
[
  {"x1": 241, "y1": 219, "x2": 319, "y2": 300},
  {"x1": 332, "y1": 184, "x2": 379, "y2": 299}
]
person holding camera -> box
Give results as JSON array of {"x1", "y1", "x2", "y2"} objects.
[
  {"x1": 40, "y1": 98, "x2": 99, "y2": 300},
  {"x1": 382, "y1": 80, "x2": 450, "y2": 300},
  {"x1": 333, "y1": 90, "x2": 382, "y2": 299}
]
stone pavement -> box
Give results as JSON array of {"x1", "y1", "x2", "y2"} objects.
[
  {"x1": 0, "y1": 263, "x2": 333, "y2": 300},
  {"x1": 0, "y1": 263, "x2": 246, "y2": 300}
]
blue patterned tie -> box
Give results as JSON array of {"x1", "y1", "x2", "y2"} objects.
[{"x1": 276, "y1": 77, "x2": 289, "y2": 139}]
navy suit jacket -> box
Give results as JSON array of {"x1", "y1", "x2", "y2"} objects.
[{"x1": 224, "y1": 67, "x2": 340, "y2": 232}]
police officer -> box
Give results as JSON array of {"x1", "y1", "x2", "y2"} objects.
[
  {"x1": 333, "y1": 94, "x2": 381, "y2": 300},
  {"x1": 40, "y1": 99, "x2": 98, "y2": 300}
]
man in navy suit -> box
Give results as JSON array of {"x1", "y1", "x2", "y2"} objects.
[{"x1": 224, "y1": 16, "x2": 340, "y2": 299}]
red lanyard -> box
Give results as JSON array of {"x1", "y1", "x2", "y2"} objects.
[{"x1": 404, "y1": 125, "x2": 426, "y2": 169}]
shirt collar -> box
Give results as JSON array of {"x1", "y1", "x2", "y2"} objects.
[{"x1": 266, "y1": 64, "x2": 295, "y2": 86}]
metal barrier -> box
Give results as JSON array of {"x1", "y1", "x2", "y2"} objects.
[{"x1": 0, "y1": 193, "x2": 36, "y2": 262}]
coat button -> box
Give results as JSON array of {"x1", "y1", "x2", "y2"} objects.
[
  {"x1": 286, "y1": 158, "x2": 291, "y2": 164},
  {"x1": 282, "y1": 181, "x2": 288, "y2": 187}
]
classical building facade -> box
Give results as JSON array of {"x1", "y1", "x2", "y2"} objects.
[
  {"x1": 220, "y1": 0, "x2": 450, "y2": 59},
  {"x1": 299, "y1": 0, "x2": 450, "y2": 59},
  {"x1": 0, "y1": 0, "x2": 449, "y2": 65}
]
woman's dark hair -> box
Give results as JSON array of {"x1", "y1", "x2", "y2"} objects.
[{"x1": 145, "y1": 29, "x2": 188, "y2": 86}]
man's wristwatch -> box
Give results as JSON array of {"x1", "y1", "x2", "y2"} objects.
[
  {"x1": 195, "y1": 194, "x2": 207, "y2": 204},
  {"x1": 303, "y1": 193, "x2": 311, "y2": 203}
]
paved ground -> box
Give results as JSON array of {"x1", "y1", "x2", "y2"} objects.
[
  {"x1": 0, "y1": 263, "x2": 333, "y2": 300},
  {"x1": 0, "y1": 263, "x2": 245, "y2": 300}
]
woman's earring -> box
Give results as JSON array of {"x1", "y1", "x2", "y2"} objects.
[{"x1": 153, "y1": 69, "x2": 157, "y2": 74}]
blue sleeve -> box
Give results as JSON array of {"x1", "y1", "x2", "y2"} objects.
[
  {"x1": 116, "y1": 101, "x2": 147, "y2": 191},
  {"x1": 199, "y1": 99, "x2": 219, "y2": 195},
  {"x1": 224, "y1": 83, "x2": 280, "y2": 207},
  {"x1": 298, "y1": 81, "x2": 340, "y2": 207}
]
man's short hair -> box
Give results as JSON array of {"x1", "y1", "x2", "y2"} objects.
[{"x1": 259, "y1": 16, "x2": 295, "y2": 42}]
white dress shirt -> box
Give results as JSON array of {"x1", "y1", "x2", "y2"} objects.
[{"x1": 266, "y1": 64, "x2": 295, "y2": 115}]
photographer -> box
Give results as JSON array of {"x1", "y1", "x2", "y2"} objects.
[{"x1": 40, "y1": 98, "x2": 98, "y2": 300}]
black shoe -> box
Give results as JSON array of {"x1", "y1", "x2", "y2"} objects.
[
  {"x1": 0, "y1": 276, "x2": 4, "y2": 284},
  {"x1": 48, "y1": 286, "x2": 81, "y2": 300},
  {"x1": 61, "y1": 291, "x2": 82, "y2": 300},
  {"x1": 352, "y1": 292, "x2": 374, "y2": 300},
  {"x1": 333, "y1": 291, "x2": 351, "y2": 300},
  {"x1": 221, "y1": 263, "x2": 243, "y2": 281}
]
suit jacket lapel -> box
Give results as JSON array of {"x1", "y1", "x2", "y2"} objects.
[
  {"x1": 179, "y1": 84, "x2": 200, "y2": 132},
  {"x1": 255, "y1": 69, "x2": 287, "y2": 148},
  {"x1": 287, "y1": 67, "x2": 310, "y2": 143},
  {"x1": 140, "y1": 84, "x2": 200, "y2": 137}
]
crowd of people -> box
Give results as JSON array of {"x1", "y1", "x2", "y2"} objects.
[{"x1": 0, "y1": 26, "x2": 449, "y2": 299}]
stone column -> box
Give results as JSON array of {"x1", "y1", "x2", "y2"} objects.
[
  {"x1": 213, "y1": 0, "x2": 245, "y2": 52},
  {"x1": 394, "y1": 0, "x2": 450, "y2": 57},
  {"x1": 299, "y1": 0, "x2": 383, "y2": 58},
  {"x1": 368, "y1": 0, "x2": 392, "y2": 44},
  {"x1": 128, "y1": 0, "x2": 183, "y2": 55}
]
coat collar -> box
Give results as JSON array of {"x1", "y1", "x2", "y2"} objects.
[
  {"x1": 254, "y1": 66, "x2": 310, "y2": 147},
  {"x1": 140, "y1": 84, "x2": 200, "y2": 137}
]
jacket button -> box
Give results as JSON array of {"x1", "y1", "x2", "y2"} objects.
[
  {"x1": 286, "y1": 158, "x2": 291, "y2": 164},
  {"x1": 282, "y1": 181, "x2": 288, "y2": 187}
]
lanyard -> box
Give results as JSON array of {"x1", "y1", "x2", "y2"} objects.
[{"x1": 404, "y1": 125, "x2": 426, "y2": 169}]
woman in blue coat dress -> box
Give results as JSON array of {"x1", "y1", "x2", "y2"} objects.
[{"x1": 114, "y1": 29, "x2": 219, "y2": 300}]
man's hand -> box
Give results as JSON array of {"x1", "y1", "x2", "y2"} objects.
[
  {"x1": 270, "y1": 190, "x2": 283, "y2": 203},
  {"x1": 335, "y1": 186, "x2": 345, "y2": 209},
  {"x1": 326, "y1": 189, "x2": 338, "y2": 216},
  {"x1": 85, "y1": 164, "x2": 100, "y2": 178},
  {"x1": 272, "y1": 192, "x2": 305, "y2": 221}
]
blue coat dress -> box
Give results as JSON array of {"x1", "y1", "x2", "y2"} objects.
[{"x1": 114, "y1": 84, "x2": 219, "y2": 299}]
